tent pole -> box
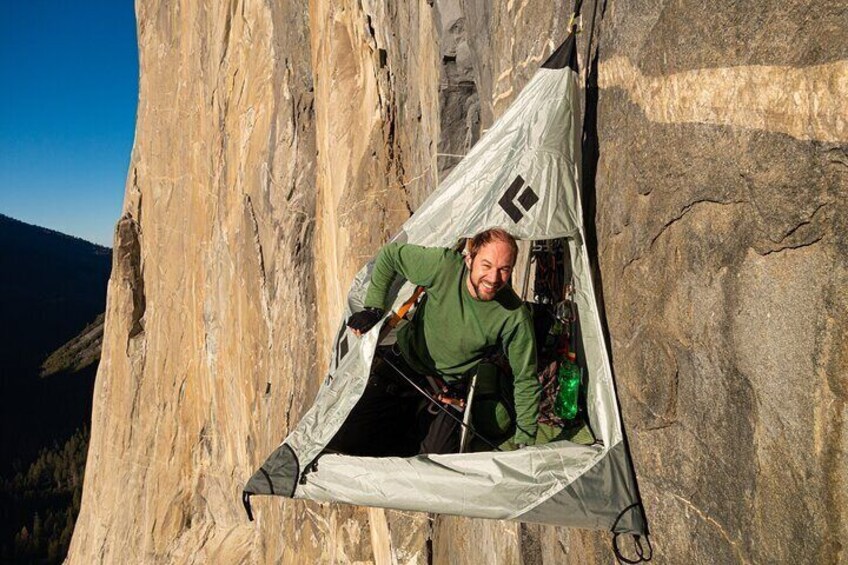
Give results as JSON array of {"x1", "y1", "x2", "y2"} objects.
[{"x1": 459, "y1": 372, "x2": 479, "y2": 452}]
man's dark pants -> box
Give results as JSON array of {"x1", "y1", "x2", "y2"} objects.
[{"x1": 327, "y1": 345, "x2": 462, "y2": 456}]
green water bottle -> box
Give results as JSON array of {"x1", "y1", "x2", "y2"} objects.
[{"x1": 555, "y1": 352, "x2": 580, "y2": 420}]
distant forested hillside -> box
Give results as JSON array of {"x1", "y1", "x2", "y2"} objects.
[
  {"x1": 0, "y1": 213, "x2": 111, "y2": 563},
  {"x1": 0, "y1": 213, "x2": 110, "y2": 470}
]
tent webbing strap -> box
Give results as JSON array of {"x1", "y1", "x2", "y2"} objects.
[
  {"x1": 612, "y1": 533, "x2": 652, "y2": 564},
  {"x1": 387, "y1": 286, "x2": 425, "y2": 328},
  {"x1": 610, "y1": 502, "x2": 652, "y2": 563},
  {"x1": 568, "y1": 0, "x2": 585, "y2": 31},
  {"x1": 242, "y1": 492, "x2": 254, "y2": 522}
]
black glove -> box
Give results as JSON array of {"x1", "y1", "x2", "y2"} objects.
[{"x1": 347, "y1": 307, "x2": 384, "y2": 334}]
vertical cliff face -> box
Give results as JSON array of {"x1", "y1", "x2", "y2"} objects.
[
  {"x1": 591, "y1": 3, "x2": 847, "y2": 562},
  {"x1": 69, "y1": 1, "x2": 846, "y2": 563}
]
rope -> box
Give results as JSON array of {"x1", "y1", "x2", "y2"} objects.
[{"x1": 570, "y1": 0, "x2": 585, "y2": 24}]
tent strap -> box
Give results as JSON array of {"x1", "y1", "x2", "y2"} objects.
[
  {"x1": 242, "y1": 492, "x2": 254, "y2": 522},
  {"x1": 569, "y1": 0, "x2": 585, "y2": 32},
  {"x1": 612, "y1": 533, "x2": 652, "y2": 564},
  {"x1": 387, "y1": 286, "x2": 425, "y2": 328},
  {"x1": 610, "y1": 502, "x2": 652, "y2": 563}
]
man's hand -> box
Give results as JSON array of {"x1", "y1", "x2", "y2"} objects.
[
  {"x1": 512, "y1": 429, "x2": 536, "y2": 450},
  {"x1": 347, "y1": 307, "x2": 385, "y2": 336}
]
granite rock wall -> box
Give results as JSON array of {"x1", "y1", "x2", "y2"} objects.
[{"x1": 69, "y1": 0, "x2": 846, "y2": 563}]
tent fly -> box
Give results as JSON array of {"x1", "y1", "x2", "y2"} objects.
[{"x1": 244, "y1": 29, "x2": 650, "y2": 556}]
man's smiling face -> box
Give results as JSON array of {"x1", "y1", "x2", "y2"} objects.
[{"x1": 465, "y1": 239, "x2": 516, "y2": 301}]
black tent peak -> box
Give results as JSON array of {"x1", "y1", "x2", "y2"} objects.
[{"x1": 541, "y1": 32, "x2": 578, "y2": 72}]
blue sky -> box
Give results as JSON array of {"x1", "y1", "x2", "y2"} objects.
[{"x1": 0, "y1": 1, "x2": 138, "y2": 247}]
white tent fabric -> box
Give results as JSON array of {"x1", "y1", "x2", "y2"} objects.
[{"x1": 245, "y1": 33, "x2": 647, "y2": 537}]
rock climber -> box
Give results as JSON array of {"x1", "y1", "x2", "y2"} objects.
[{"x1": 332, "y1": 227, "x2": 540, "y2": 455}]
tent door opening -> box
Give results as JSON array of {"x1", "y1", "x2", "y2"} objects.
[
  {"x1": 326, "y1": 236, "x2": 597, "y2": 458},
  {"x1": 525, "y1": 237, "x2": 597, "y2": 446}
]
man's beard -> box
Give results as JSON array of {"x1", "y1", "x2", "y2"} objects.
[{"x1": 470, "y1": 275, "x2": 499, "y2": 301}]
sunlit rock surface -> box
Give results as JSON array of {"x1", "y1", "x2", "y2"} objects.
[{"x1": 69, "y1": 0, "x2": 846, "y2": 563}]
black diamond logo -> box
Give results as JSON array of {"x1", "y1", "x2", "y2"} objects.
[
  {"x1": 517, "y1": 186, "x2": 538, "y2": 211},
  {"x1": 498, "y1": 175, "x2": 538, "y2": 223}
]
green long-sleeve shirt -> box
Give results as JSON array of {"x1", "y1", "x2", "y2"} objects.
[{"x1": 364, "y1": 242, "x2": 540, "y2": 445}]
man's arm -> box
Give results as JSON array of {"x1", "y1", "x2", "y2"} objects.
[
  {"x1": 363, "y1": 243, "x2": 450, "y2": 310},
  {"x1": 504, "y1": 311, "x2": 541, "y2": 446},
  {"x1": 348, "y1": 243, "x2": 449, "y2": 335}
]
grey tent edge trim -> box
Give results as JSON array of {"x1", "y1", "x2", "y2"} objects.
[
  {"x1": 514, "y1": 441, "x2": 648, "y2": 536},
  {"x1": 282, "y1": 445, "x2": 646, "y2": 535},
  {"x1": 290, "y1": 441, "x2": 604, "y2": 524},
  {"x1": 541, "y1": 28, "x2": 578, "y2": 72},
  {"x1": 244, "y1": 442, "x2": 300, "y2": 499},
  {"x1": 504, "y1": 443, "x2": 610, "y2": 520}
]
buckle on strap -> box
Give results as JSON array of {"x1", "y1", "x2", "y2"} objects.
[{"x1": 424, "y1": 375, "x2": 467, "y2": 409}]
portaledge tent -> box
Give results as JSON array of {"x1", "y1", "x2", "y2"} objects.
[{"x1": 244, "y1": 30, "x2": 649, "y2": 550}]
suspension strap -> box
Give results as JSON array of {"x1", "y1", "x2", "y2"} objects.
[
  {"x1": 425, "y1": 375, "x2": 467, "y2": 408},
  {"x1": 568, "y1": 0, "x2": 585, "y2": 33},
  {"x1": 387, "y1": 286, "x2": 425, "y2": 328}
]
